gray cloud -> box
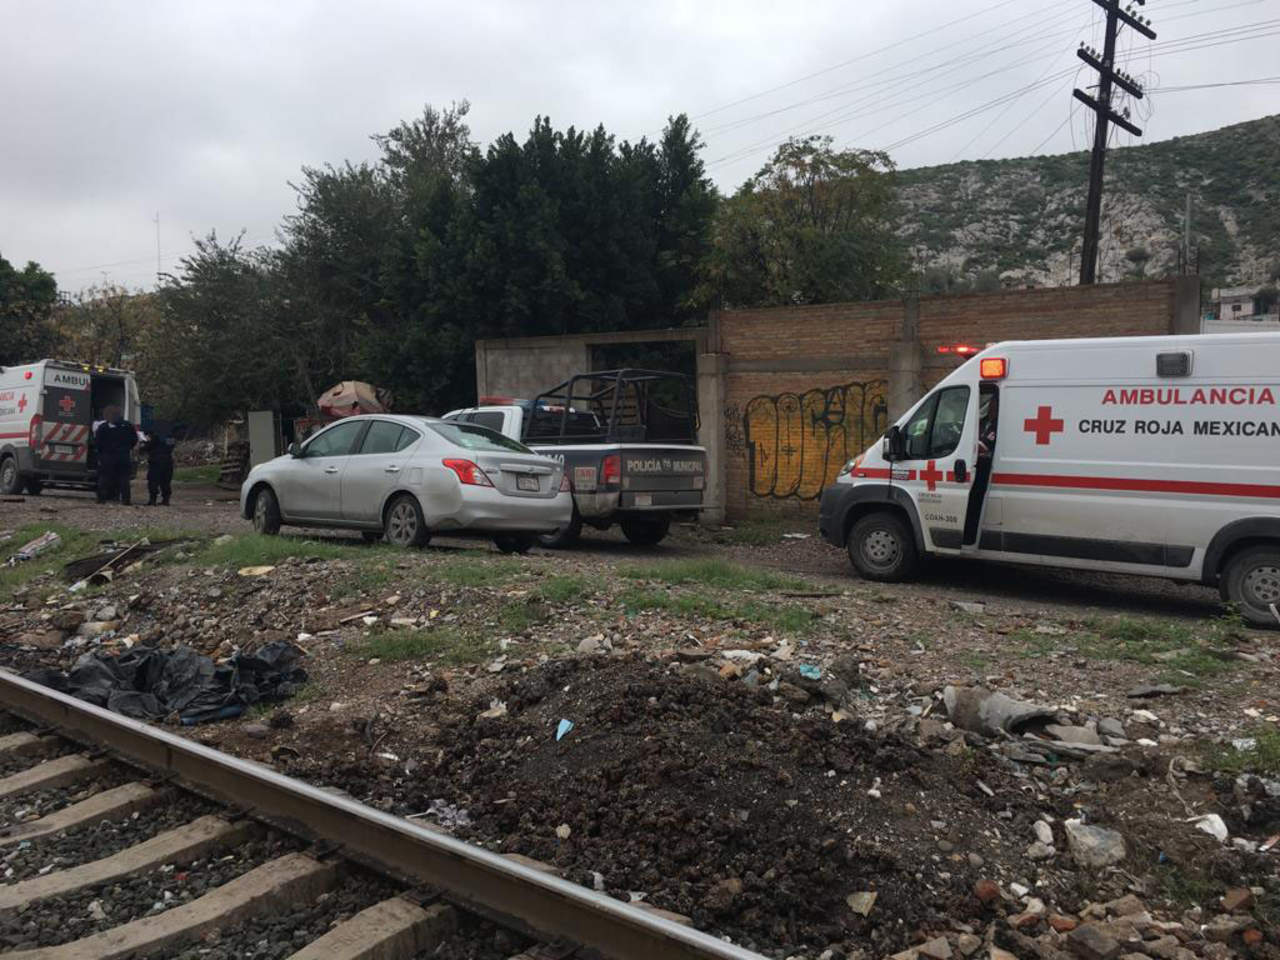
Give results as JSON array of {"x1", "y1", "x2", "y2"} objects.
[{"x1": 2, "y1": 0, "x2": 1275, "y2": 291}]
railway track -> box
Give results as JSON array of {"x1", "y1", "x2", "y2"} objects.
[{"x1": 0, "y1": 669, "x2": 766, "y2": 960}]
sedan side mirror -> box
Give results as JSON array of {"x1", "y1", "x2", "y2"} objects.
[
  {"x1": 288, "y1": 441, "x2": 303, "y2": 458},
  {"x1": 882, "y1": 425, "x2": 905, "y2": 461}
]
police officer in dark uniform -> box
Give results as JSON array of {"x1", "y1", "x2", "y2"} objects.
[
  {"x1": 94, "y1": 405, "x2": 138, "y2": 504},
  {"x1": 143, "y1": 426, "x2": 176, "y2": 505}
]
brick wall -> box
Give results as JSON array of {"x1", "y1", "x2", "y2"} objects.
[{"x1": 718, "y1": 280, "x2": 1181, "y2": 519}]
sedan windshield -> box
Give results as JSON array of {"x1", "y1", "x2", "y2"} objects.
[{"x1": 425, "y1": 420, "x2": 532, "y2": 454}]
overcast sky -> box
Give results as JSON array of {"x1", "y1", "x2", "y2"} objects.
[{"x1": 2, "y1": 0, "x2": 1277, "y2": 293}]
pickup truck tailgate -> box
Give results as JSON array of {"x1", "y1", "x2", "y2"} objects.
[{"x1": 619, "y1": 447, "x2": 705, "y2": 509}]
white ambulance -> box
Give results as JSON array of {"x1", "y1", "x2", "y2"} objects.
[
  {"x1": 0, "y1": 360, "x2": 141, "y2": 495},
  {"x1": 818, "y1": 333, "x2": 1280, "y2": 627}
]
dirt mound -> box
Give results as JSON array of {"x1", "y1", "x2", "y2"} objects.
[{"x1": 291, "y1": 656, "x2": 1036, "y2": 956}]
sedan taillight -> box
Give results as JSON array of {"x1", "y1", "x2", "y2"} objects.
[
  {"x1": 559, "y1": 471, "x2": 570, "y2": 492},
  {"x1": 442, "y1": 458, "x2": 493, "y2": 487}
]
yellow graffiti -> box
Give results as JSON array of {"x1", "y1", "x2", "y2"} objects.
[{"x1": 744, "y1": 380, "x2": 887, "y2": 500}]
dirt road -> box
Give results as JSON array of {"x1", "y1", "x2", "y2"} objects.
[{"x1": 2, "y1": 484, "x2": 1276, "y2": 958}]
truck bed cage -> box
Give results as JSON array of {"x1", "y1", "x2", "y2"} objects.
[{"x1": 527, "y1": 369, "x2": 698, "y2": 445}]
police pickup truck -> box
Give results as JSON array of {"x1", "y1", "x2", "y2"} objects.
[{"x1": 445, "y1": 369, "x2": 706, "y2": 547}]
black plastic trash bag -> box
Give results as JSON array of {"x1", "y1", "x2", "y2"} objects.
[{"x1": 25, "y1": 642, "x2": 307, "y2": 725}]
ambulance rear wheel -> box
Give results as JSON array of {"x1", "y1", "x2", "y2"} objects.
[
  {"x1": 848, "y1": 511, "x2": 918, "y2": 582},
  {"x1": 1222, "y1": 546, "x2": 1280, "y2": 629},
  {"x1": 0, "y1": 457, "x2": 20, "y2": 496}
]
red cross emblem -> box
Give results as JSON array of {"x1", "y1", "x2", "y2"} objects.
[
  {"x1": 16, "y1": 394, "x2": 27, "y2": 413},
  {"x1": 59, "y1": 394, "x2": 76, "y2": 415},
  {"x1": 919, "y1": 459, "x2": 944, "y2": 491},
  {"x1": 1024, "y1": 405, "x2": 1064, "y2": 445}
]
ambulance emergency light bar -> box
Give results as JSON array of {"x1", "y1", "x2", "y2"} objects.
[{"x1": 935, "y1": 344, "x2": 1007, "y2": 378}]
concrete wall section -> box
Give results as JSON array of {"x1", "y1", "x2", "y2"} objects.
[{"x1": 471, "y1": 279, "x2": 1195, "y2": 522}]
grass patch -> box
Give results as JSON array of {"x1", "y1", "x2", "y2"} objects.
[
  {"x1": 537, "y1": 575, "x2": 594, "y2": 605},
  {"x1": 621, "y1": 557, "x2": 803, "y2": 591},
  {"x1": 0, "y1": 523, "x2": 102, "y2": 601},
  {"x1": 352, "y1": 625, "x2": 492, "y2": 665},
  {"x1": 197, "y1": 533, "x2": 349, "y2": 569},
  {"x1": 1012, "y1": 615, "x2": 1239, "y2": 684},
  {"x1": 715, "y1": 518, "x2": 812, "y2": 546},
  {"x1": 1203, "y1": 726, "x2": 1280, "y2": 777},
  {"x1": 618, "y1": 586, "x2": 817, "y2": 633},
  {"x1": 431, "y1": 557, "x2": 521, "y2": 588},
  {"x1": 497, "y1": 599, "x2": 547, "y2": 634},
  {"x1": 173, "y1": 464, "x2": 221, "y2": 484}
]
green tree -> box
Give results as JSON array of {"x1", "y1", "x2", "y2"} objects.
[
  {"x1": 0, "y1": 254, "x2": 59, "y2": 366},
  {"x1": 701, "y1": 135, "x2": 906, "y2": 307},
  {"x1": 138, "y1": 233, "x2": 288, "y2": 427},
  {"x1": 54, "y1": 284, "x2": 159, "y2": 368}
]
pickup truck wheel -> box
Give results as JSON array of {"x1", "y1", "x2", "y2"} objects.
[
  {"x1": 538, "y1": 511, "x2": 582, "y2": 549},
  {"x1": 252, "y1": 487, "x2": 282, "y2": 535},
  {"x1": 847, "y1": 512, "x2": 918, "y2": 582},
  {"x1": 1222, "y1": 546, "x2": 1280, "y2": 629},
  {"x1": 620, "y1": 514, "x2": 671, "y2": 546},
  {"x1": 493, "y1": 534, "x2": 535, "y2": 555},
  {"x1": 0, "y1": 457, "x2": 20, "y2": 496},
  {"x1": 384, "y1": 494, "x2": 430, "y2": 548}
]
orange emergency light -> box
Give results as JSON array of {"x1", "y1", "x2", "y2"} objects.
[{"x1": 980, "y1": 357, "x2": 1008, "y2": 379}]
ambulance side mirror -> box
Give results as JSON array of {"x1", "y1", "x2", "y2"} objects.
[{"x1": 882, "y1": 425, "x2": 905, "y2": 461}]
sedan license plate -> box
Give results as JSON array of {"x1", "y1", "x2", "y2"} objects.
[{"x1": 516, "y1": 474, "x2": 539, "y2": 492}]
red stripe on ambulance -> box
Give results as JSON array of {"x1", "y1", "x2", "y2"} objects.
[{"x1": 992, "y1": 472, "x2": 1280, "y2": 500}]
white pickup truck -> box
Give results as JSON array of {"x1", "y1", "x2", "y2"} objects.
[{"x1": 445, "y1": 369, "x2": 706, "y2": 547}]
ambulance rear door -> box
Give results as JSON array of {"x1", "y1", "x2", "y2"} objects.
[{"x1": 38, "y1": 367, "x2": 93, "y2": 471}]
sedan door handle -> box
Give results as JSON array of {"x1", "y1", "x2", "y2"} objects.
[
  {"x1": 323, "y1": 466, "x2": 340, "y2": 474},
  {"x1": 384, "y1": 466, "x2": 400, "y2": 474}
]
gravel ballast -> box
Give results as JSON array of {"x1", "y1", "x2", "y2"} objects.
[
  {"x1": 0, "y1": 742, "x2": 76, "y2": 780},
  {"x1": 158, "y1": 866, "x2": 400, "y2": 960},
  {"x1": 0, "y1": 831, "x2": 303, "y2": 952},
  {"x1": 0, "y1": 764, "x2": 137, "y2": 828},
  {"x1": 2, "y1": 791, "x2": 220, "y2": 883}
]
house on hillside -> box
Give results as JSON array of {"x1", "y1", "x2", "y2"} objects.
[{"x1": 1207, "y1": 286, "x2": 1278, "y2": 321}]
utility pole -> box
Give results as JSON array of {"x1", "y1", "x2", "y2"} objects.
[
  {"x1": 154, "y1": 212, "x2": 161, "y2": 282},
  {"x1": 1074, "y1": 0, "x2": 1156, "y2": 284},
  {"x1": 1182, "y1": 192, "x2": 1192, "y2": 274}
]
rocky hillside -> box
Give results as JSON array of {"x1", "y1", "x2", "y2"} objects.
[{"x1": 896, "y1": 113, "x2": 1280, "y2": 290}]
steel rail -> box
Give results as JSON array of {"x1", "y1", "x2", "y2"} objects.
[{"x1": 0, "y1": 669, "x2": 765, "y2": 960}]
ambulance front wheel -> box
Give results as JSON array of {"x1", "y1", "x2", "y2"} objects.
[
  {"x1": 847, "y1": 511, "x2": 919, "y2": 582},
  {"x1": 1222, "y1": 546, "x2": 1280, "y2": 629}
]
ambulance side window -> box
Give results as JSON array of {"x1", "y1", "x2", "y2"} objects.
[{"x1": 902, "y1": 386, "x2": 970, "y2": 459}]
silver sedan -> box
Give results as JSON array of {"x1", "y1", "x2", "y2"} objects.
[{"x1": 239, "y1": 415, "x2": 572, "y2": 552}]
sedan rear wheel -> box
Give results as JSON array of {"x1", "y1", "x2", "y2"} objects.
[{"x1": 384, "y1": 494, "x2": 429, "y2": 548}]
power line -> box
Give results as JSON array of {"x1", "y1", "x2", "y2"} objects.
[
  {"x1": 684, "y1": 0, "x2": 1035, "y2": 123},
  {"x1": 703, "y1": 1, "x2": 1274, "y2": 173}
]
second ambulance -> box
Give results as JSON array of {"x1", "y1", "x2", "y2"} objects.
[{"x1": 819, "y1": 332, "x2": 1280, "y2": 627}]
